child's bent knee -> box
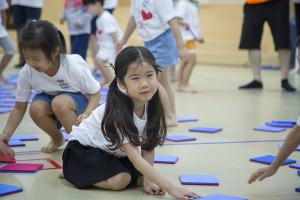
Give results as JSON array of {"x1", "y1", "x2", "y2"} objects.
[{"x1": 108, "y1": 172, "x2": 131, "y2": 191}]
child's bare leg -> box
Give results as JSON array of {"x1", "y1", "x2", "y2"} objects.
[
  {"x1": 29, "y1": 100, "x2": 65, "y2": 153},
  {"x1": 178, "y1": 53, "x2": 198, "y2": 93},
  {"x1": 93, "y1": 172, "x2": 131, "y2": 191},
  {"x1": 59, "y1": 170, "x2": 64, "y2": 178},
  {"x1": 51, "y1": 94, "x2": 78, "y2": 134},
  {"x1": 170, "y1": 65, "x2": 177, "y2": 83},
  {"x1": 95, "y1": 59, "x2": 114, "y2": 86},
  {"x1": 159, "y1": 67, "x2": 177, "y2": 127}
]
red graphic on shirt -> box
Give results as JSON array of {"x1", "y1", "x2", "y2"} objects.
[{"x1": 141, "y1": 10, "x2": 153, "y2": 21}]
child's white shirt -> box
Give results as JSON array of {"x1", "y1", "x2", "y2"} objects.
[
  {"x1": 104, "y1": 0, "x2": 118, "y2": 9},
  {"x1": 95, "y1": 11, "x2": 122, "y2": 50},
  {"x1": 131, "y1": 0, "x2": 177, "y2": 42},
  {"x1": 69, "y1": 103, "x2": 148, "y2": 158},
  {"x1": 0, "y1": 0, "x2": 8, "y2": 38},
  {"x1": 297, "y1": 116, "x2": 300, "y2": 126},
  {"x1": 175, "y1": 0, "x2": 201, "y2": 42},
  {"x1": 11, "y1": 0, "x2": 43, "y2": 8},
  {"x1": 16, "y1": 54, "x2": 100, "y2": 102}
]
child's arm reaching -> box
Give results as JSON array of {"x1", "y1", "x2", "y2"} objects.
[
  {"x1": 0, "y1": 140, "x2": 14, "y2": 159},
  {"x1": 123, "y1": 143, "x2": 200, "y2": 199},
  {"x1": 248, "y1": 125, "x2": 300, "y2": 184},
  {"x1": 141, "y1": 149, "x2": 165, "y2": 195},
  {"x1": 77, "y1": 92, "x2": 100, "y2": 124},
  {"x1": 168, "y1": 18, "x2": 189, "y2": 62},
  {"x1": 1, "y1": 102, "x2": 28, "y2": 143}
]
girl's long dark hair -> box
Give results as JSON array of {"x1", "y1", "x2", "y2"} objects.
[
  {"x1": 101, "y1": 46, "x2": 167, "y2": 151},
  {"x1": 19, "y1": 20, "x2": 66, "y2": 63}
]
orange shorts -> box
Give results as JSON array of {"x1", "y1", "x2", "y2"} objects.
[{"x1": 185, "y1": 40, "x2": 196, "y2": 50}]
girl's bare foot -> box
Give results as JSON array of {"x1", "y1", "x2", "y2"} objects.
[
  {"x1": 41, "y1": 134, "x2": 65, "y2": 153},
  {"x1": 177, "y1": 86, "x2": 198, "y2": 94}
]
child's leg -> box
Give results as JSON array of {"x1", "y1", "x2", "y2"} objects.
[
  {"x1": 95, "y1": 58, "x2": 114, "y2": 87},
  {"x1": 170, "y1": 64, "x2": 177, "y2": 82},
  {"x1": 93, "y1": 172, "x2": 131, "y2": 191},
  {"x1": 177, "y1": 53, "x2": 197, "y2": 93},
  {"x1": 278, "y1": 49, "x2": 296, "y2": 91},
  {"x1": 51, "y1": 94, "x2": 78, "y2": 134},
  {"x1": 159, "y1": 67, "x2": 177, "y2": 127},
  {"x1": 0, "y1": 36, "x2": 15, "y2": 82},
  {"x1": 29, "y1": 100, "x2": 64, "y2": 153}
]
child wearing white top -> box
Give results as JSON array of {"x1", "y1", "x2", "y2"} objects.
[
  {"x1": 84, "y1": 0, "x2": 122, "y2": 86},
  {"x1": 0, "y1": 20, "x2": 100, "y2": 153},
  {"x1": 175, "y1": 0, "x2": 204, "y2": 93},
  {"x1": 62, "y1": 46, "x2": 199, "y2": 199},
  {"x1": 118, "y1": 0, "x2": 190, "y2": 127},
  {"x1": 60, "y1": 0, "x2": 91, "y2": 60},
  {"x1": 0, "y1": 0, "x2": 15, "y2": 84}
]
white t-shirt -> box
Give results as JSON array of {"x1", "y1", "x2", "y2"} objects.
[
  {"x1": 104, "y1": 0, "x2": 118, "y2": 9},
  {"x1": 95, "y1": 11, "x2": 122, "y2": 50},
  {"x1": 297, "y1": 116, "x2": 300, "y2": 126},
  {"x1": 69, "y1": 103, "x2": 148, "y2": 158},
  {"x1": 11, "y1": 0, "x2": 43, "y2": 8},
  {"x1": 16, "y1": 54, "x2": 100, "y2": 102},
  {"x1": 175, "y1": 0, "x2": 201, "y2": 42},
  {"x1": 0, "y1": 0, "x2": 8, "y2": 38},
  {"x1": 130, "y1": 0, "x2": 177, "y2": 42}
]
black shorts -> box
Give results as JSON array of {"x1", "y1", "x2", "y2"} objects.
[
  {"x1": 62, "y1": 141, "x2": 142, "y2": 189},
  {"x1": 239, "y1": 0, "x2": 290, "y2": 50}
]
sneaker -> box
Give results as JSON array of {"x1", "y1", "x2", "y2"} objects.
[
  {"x1": 281, "y1": 79, "x2": 296, "y2": 92},
  {"x1": 239, "y1": 80, "x2": 263, "y2": 89}
]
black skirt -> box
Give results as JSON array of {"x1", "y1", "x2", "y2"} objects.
[{"x1": 62, "y1": 140, "x2": 142, "y2": 189}]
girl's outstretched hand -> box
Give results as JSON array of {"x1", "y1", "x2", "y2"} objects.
[
  {"x1": 144, "y1": 181, "x2": 165, "y2": 195},
  {"x1": 248, "y1": 166, "x2": 277, "y2": 184},
  {"x1": 0, "y1": 140, "x2": 15, "y2": 159},
  {"x1": 167, "y1": 185, "x2": 200, "y2": 200}
]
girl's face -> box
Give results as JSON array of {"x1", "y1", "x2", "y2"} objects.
[
  {"x1": 87, "y1": 3, "x2": 101, "y2": 16},
  {"x1": 120, "y1": 61, "x2": 158, "y2": 106},
  {"x1": 23, "y1": 48, "x2": 57, "y2": 73}
]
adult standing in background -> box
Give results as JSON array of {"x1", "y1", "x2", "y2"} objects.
[
  {"x1": 11, "y1": 0, "x2": 43, "y2": 68},
  {"x1": 239, "y1": 0, "x2": 296, "y2": 92}
]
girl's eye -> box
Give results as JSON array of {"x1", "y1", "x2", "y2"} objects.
[
  {"x1": 147, "y1": 73, "x2": 154, "y2": 77},
  {"x1": 131, "y1": 77, "x2": 139, "y2": 80}
]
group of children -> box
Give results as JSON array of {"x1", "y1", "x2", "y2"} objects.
[{"x1": 0, "y1": 0, "x2": 298, "y2": 199}]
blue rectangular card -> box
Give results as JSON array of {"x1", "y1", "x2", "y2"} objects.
[
  {"x1": 289, "y1": 163, "x2": 300, "y2": 170},
  {"x1": 253, "y1": 126, "x2": 286, "y2": 132},
  {"x1": 154, "y1": 155, "x2": 178, "y2": 164},
  {"x1": 297, "y1": 171, "x2": 300, "y2": 176},
  {"x1": 0, "y1": 85, "x2": 16, "y2": 91},
  {"x1": 0, "y1": 103, "x2": 15, "y2": 108},
  {"x1": 279, "y1": 143, "x2": 300, "y2": 152},
  {"x1": 0, "y1": 184, "x2": 22, "y2": 197},
  {"x1": 272, "y1": 120, "x2": 296, "y2": 125},
  {"x1": 265, "y1": 122, "x2": 294, "y2": 128},
  {"x1": 0, "y1": 99, "x2": 16, "y2": 104},
  {"x1": 177, "y1": 117, "x2": 198, "y2": 123},
  {"x1": 194, "y1": 194, "x2": 248, "y2": 200},
  {"x1": 11, "y1": 135, "x2": 38, "y2": 141},
  {"x1": 189, "y1": 127, "x2": 222, "y2": 133},
  {"x1": 8, "y1": 140, "x2": 26, "y2": 147},
  {"x1": 179, "y1": 174, "x2": 219, "y2": 186},
  {"x1": 250, "y1": 155, "x2": 296, "y2": 165},
  {"x1": 165, "y1": 135, "x2": 196, "y2": 142},
  {"x1": 296, "y1": 187, "x2": 300, "y2": 193}
]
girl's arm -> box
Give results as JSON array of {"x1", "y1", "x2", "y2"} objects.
[
  {"x1": 168, "y1": 17, "x2": 189, "y2": 61},
  {"x1": 1, "y1": 102, "x2": 28, "y2": 142},
  {"x1": 117, "y1": 16, "x2": 136, "y2": 51},
  {"x1": 123, "y1": 143, "x2": 199, "y2": 199},
  {"x1": 141, "y1": 149, "x2": 164, "y2": 195},
  {"x1": 77, "y1": 92, "x2": 100, "y2": 123},
  {"x1": 248, "y1": 126, "x2": 300, "y2": 183}
]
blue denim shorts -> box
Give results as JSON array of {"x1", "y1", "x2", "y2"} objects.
[
  {"x1": 144, "y1": 29, "x2": 179, "y2": 68},
  {"x1": 32, "y1": 92, "x2": 88, "y2": 129}
]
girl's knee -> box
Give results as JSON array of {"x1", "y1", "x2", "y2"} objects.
[
  {"x1": 29, "y1": 102, "x2": 48, "y2": 118},
  {"x1": 108, "y1": 172, "x2": 131, "y2": 191},
  {"x1": 51, "y1": 95, "x2": 75, "y2": 114}
]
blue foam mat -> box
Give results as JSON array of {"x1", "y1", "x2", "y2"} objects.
[
  {"x1": 194, "y1": 194, "x2": 248, "y2": 200},
  {"x1": 154, "y1": 155, "x2": 178, "y2": 164},
  {"x1": 189, "y1": 127, "x2": 222, "y2": 133},
  {"x1": 253, "y1": 126, "x2": 286, "y2": 132},
  {"x1": 165, "y1": 135, "x2": 196, "y2": 142},
  {"x1": 0, "y1": 184, "x2": 22, "y2": 197},
  {"x1": 250, "y1": 155, "x2": 296, "y2": 165},
  {"x1": 179, "y1": 174, "x2": 219, "y2": 185}
]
